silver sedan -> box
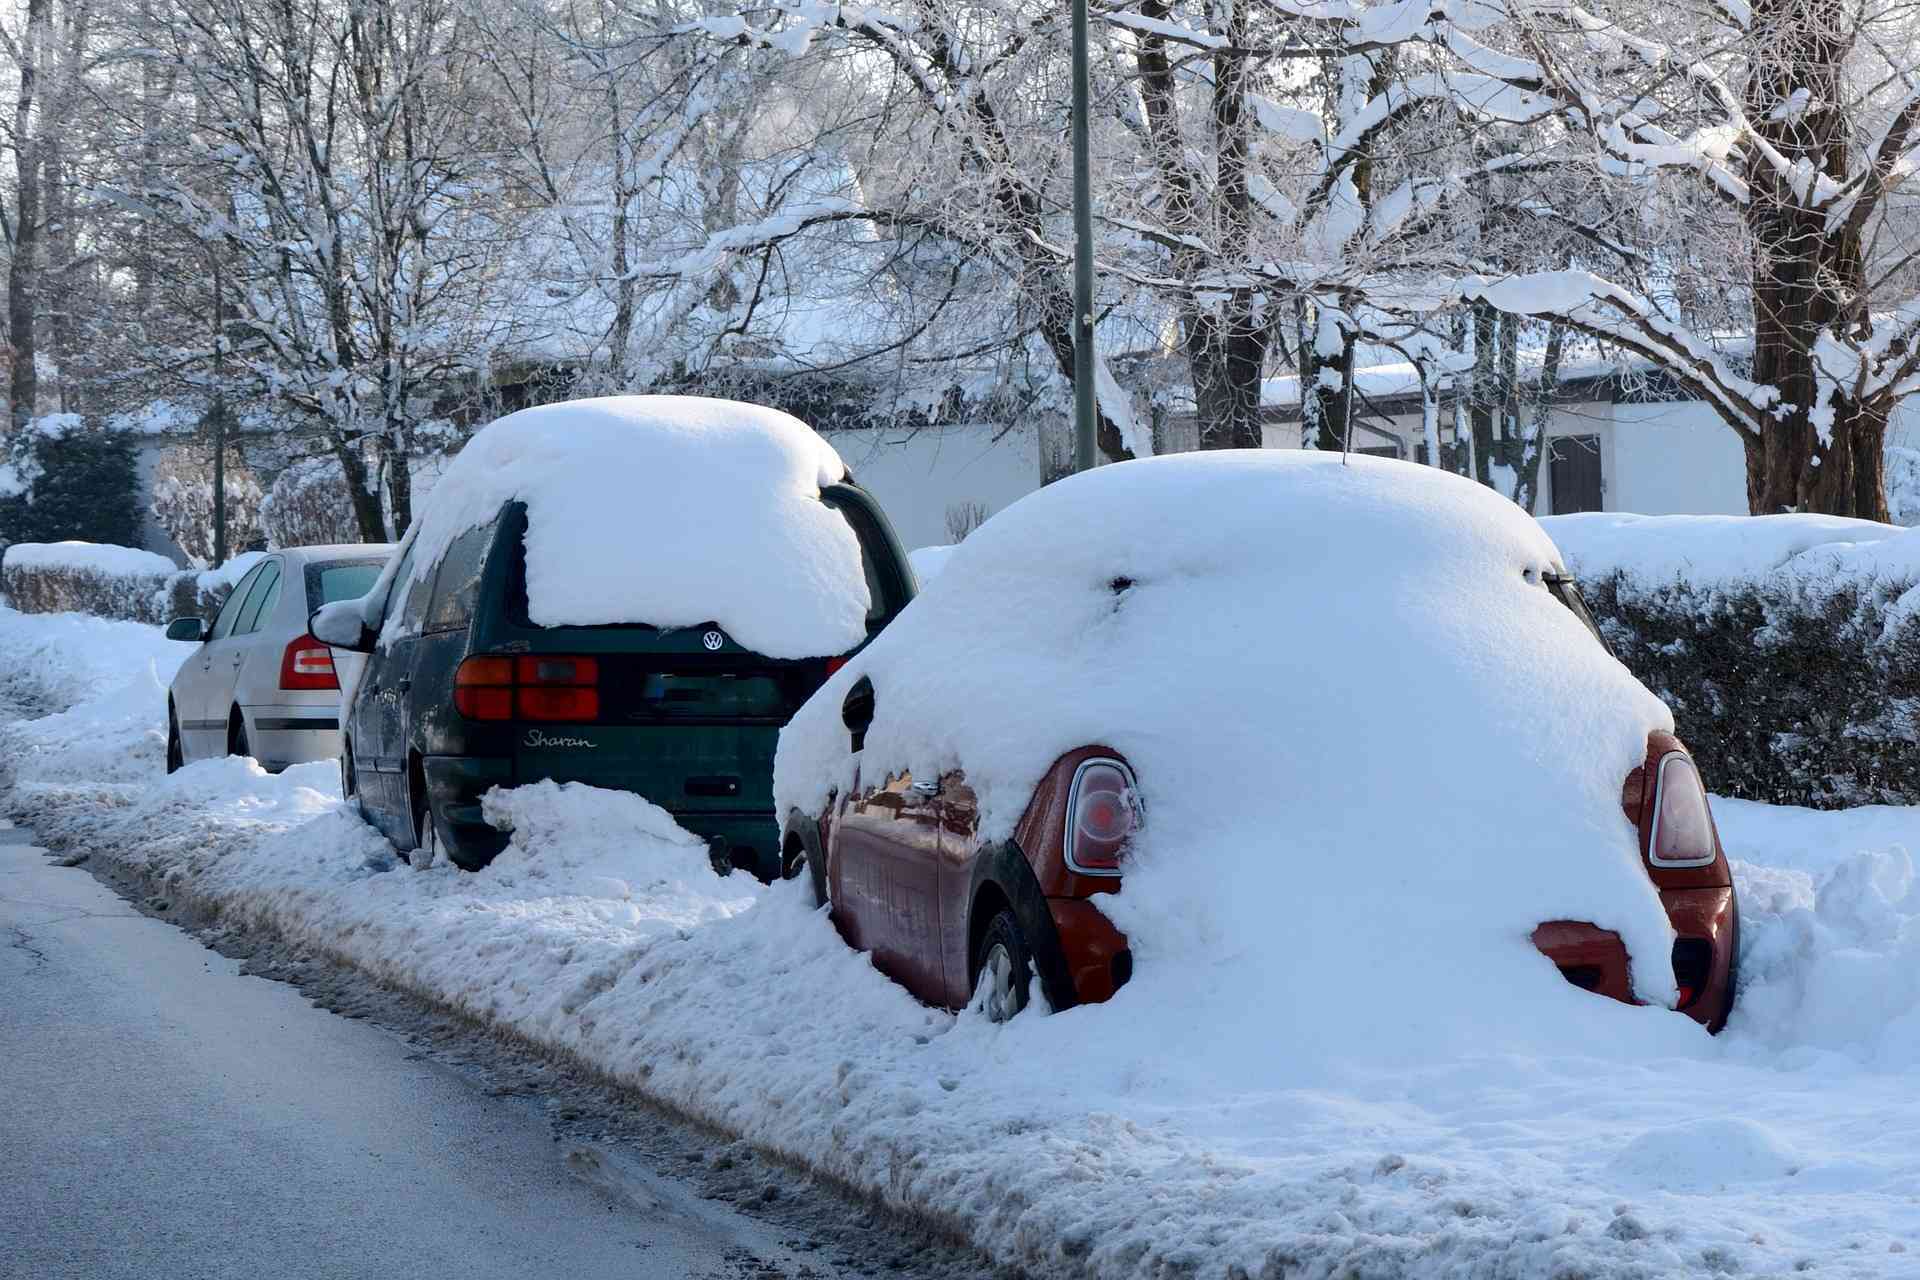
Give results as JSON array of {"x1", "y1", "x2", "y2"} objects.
[{"x1": 165, "y1": 544, "x2": 395, "y2": 771}]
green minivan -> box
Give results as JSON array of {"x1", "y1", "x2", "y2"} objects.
[{"x1": 310, "y1": 398, "x2": 916, "y2": 876}]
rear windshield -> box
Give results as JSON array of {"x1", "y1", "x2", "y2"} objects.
[
  {"x1": 305, "y1": 560, "x2": 388, "y2": 612},
  {"x1": 503, "y1": 502, "x2": 892, "y2": 645}
]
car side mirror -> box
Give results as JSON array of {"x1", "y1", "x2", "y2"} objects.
[
  {"x1": 309, "y1": 601, "x2": 375, "y2": 653},
  {"x1": 164, "y1": 617, "x2": 210, "y2": 644},
  {"x1": 841, "y1": 676, "x2": 875, "y2": 753}
]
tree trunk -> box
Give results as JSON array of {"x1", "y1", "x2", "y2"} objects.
[
  {"x1": 1190, "y1": 304, "x2": 1270, "y2": 450},
  {"x1": 1469, "y1": 303, "x2": 1496, "y2": 487},
  {"x1": 333, "y1": 437, "x2": 385, "y2": 544},
  {"x1": 1510, "y1": 321, "x2": 1564, "y2": 514},
  {"x1": 1303, "y1": 305, "x2": 1350, "y2": 451},
  {"x1": 385, "y1": 427, "x2": 414, "y2": 540},
  {"x1": 1744, "y1": 395, "x2": 1889, "y2": 519},
  {"x1": 1740, "y1": 0, "x2": 1886, "y2": 518}
]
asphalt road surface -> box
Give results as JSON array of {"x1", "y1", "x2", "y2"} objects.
[{"x1": 0, "y1": 823, "x2": 923, "y2": 1280}]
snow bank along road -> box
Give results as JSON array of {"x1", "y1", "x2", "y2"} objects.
[{"x1": 3, "y1": 603, "x2": 1919, "y2": 1279}]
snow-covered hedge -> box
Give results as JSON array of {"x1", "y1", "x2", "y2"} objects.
[
  {"x1": 0, "y1": 540, "x2": 260, "y2": 626},
  {"x1": 1543, "y1": 513, "x2": 1920, "y2": 809}
]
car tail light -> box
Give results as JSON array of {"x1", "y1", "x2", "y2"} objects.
[
  {"x1": 454, "y1": 656, "x2": 515, "y2": 720},
  {"x1": 1649, "y1": 752, "x2": 1717, "y2": 868},
  {"x1": 280, "y1": 635, "x2": 339, "y2": 690},
  {"x1": 454, "y1": 654, "x2": 602, "y2": 723},
  {"x1": 825, "y1": 656, "x2": 849, "y2": 676},
  {"x1": 1066, "y1": 758, "x2": 1141, "y2": 876},
  {"x1": 514, "y1": 655, "x2": 599, "y2": 721}
]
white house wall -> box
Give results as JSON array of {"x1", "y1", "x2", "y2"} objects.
[
  {"x1": 1602, "y1": 401, "x2": 1747, "y2": 516},
  {"x1": 827, "y1": 424, "x2": 1042, "y2": 551}
]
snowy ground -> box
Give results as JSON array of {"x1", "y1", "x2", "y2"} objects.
[{"x1": 3, "y1": 603, "x2": 1917, "y2": 1278}]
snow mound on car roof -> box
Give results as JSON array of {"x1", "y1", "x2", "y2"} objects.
[
  {"x1": 776, "y1": 450, "x2": 1706, "y2": 1077},
  {"x1": 397, "y1": 396, "x2": 865, "y2": 658}
]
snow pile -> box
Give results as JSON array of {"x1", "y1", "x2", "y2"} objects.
[
  {"x1": 782, "y1": 451, "x2": 1694, "y2": 1073},
  {"x1": 1715, "y1": 798, "x2": 1920, "y2": 1068},
  {"x1": 905, "y1": 543, "x2": 956, "y2": 585},
  {"x1": 8, "y1": 604, "x2": 1920, "y2": 1276},
  {"x1": 1541, "y1": 511, "x2": 1916, "y2": 599},
  {"x1": 378, "y1": 396, "x2": 866, "y2": 658},
  {"x1": 0, "y1": 605, "x2": 191, "y2": 781},
  {"x1": 2, "y1": 540, "x2": 178, "y2": 578}
]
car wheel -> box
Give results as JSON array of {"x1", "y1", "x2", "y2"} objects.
[
  {"x1": 409, "y1": 764, "x2": 439, "y2": 872},
  {"x1": 166, "y1": 707, "x2": 184, "y2": 774},
  {"x1": 339, "y1": 741, "x2": 356, "y2": 799},
  {"x1": 228, "y1": 710, "x2": 251, "y2": 761},
  {"x1": 973, "y1": 909, "x2": 1034, "y2": 1023}
]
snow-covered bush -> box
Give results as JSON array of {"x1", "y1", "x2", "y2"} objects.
[
  {"x1": 260, "y1": 455, "x2": 360, "y2": 548},
  {"x1": 149, "y1": 444, "x2": 265, "y2": 564},
  {"x1": 0, "y1": 415, "x2": 142, "y2": 549},
  {"x1": 0, "y1": 540, "x2": 262, "y2": 625},
  {"x1": 1, "y1": 541, "x2": 179, "y2": 623},
  {"x1": 1545, "y1": 513, "x2": 1920, "y2": 809}
]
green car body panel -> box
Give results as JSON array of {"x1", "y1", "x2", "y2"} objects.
[{"x1": 344, "y1": 483, "x2": 916, "y2": 876}]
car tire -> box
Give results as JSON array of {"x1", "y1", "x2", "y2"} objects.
[
  {"x1": 409, "y1": 766, "x2": 439, "y2": 872},
  {"x1": 339, "y1": 741, "x2": 356, "y2": 799},
  {"x1": 782, "y1": 813, "x2": 829, "y2": 909},
  {"x1": 228, "y1": 710, "x2": 250, "y2": 761},
  {"x1": 166, "y1": 707, "x2": 184, "y2": 774},
  {"x1": 972, "y1": 909, "x2": 1034, "y2": 1023},
  {"x1": 805, "y1": 847, "x2": 828, "y2": 910}
]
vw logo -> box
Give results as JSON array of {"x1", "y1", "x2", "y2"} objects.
[{"x1": 702, "y1": 630, "x2": 725, "y2": 651}]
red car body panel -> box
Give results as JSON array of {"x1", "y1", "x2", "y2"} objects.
[{"x1": 809, "y1": 731, "x2": 1738, "y2": 1031}]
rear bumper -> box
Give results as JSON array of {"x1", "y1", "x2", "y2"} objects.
[
  {"x1": 669, "y1": 812, "x2": 781, "y2": 880},
  {"x1": 1046, "y1": 896, "x2": 1132, "y2": 1006},
  {"x1": 244, "y1": 704, "x2": 343, "y2": 769},
  {"x1": 1532, "y1": 885, "x2": 1738, "y2": 1032},
  {"x1": 421, "y1": 755, "x2": 512, "y2": 870}
]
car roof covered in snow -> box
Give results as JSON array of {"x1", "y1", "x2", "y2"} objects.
[
  {"x1": 383, "y1": 396, "x2": 867, "y2": 658},
  {"x1": 776, "y1": 449, "x2": 1704, "y2": 1073}
]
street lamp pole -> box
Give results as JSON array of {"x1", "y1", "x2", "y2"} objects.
[
  {"x1": 1071, "y1": 0, "x2": 1097, "y2": 473},
  {"x1": 209, "y1": 250, "x2": 228, "y2": 568}
]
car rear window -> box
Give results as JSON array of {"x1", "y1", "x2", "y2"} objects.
[
  {"x1": 501, "y1": 498, "x2": 895, "y2": 645},
  {"x1": 305, "y1": 560, "x2": 387, "y2": 613}
]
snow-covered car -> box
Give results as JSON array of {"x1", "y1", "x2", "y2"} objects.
[
  {"x1": 775, "y1": 451, "x2": 1740, "y2": 1035},
  {"x1": 165, "y1": 545, "x2": 394, "y2": 771},
  {"x1": 310, "y1": 396, "x2": 915, "y2": 875}
]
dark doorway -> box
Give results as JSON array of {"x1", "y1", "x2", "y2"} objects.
[{"x1": 1549, "y1": 435, "x2": 1603, "y2": 514}]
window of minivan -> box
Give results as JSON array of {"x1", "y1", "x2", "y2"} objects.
[
  {"x1": 428, "y1": 524, "x2": 492, "y2": 631},
  {"x1": 498, "y1": 499, "x2": 902, "y2": 635}
]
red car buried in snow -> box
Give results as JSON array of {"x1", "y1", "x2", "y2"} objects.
[{"x1": 774, "y1": 451, "x2": 1738, "y2": 1034}]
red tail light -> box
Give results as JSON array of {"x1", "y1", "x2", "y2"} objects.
[
  {"x1": 825, "y1": 656, "x2": 849, "y2": 676},
  {"x1": 1066, "y1": 758, "x2": 1141, "y2": 876},
  {"x1": 1649, "y1": 752, "x2": 1717, "y2": 868},
  {"x1": 454, "y1": 654, "x2": 600, "y2": 722},
  {"x1": 454, "y1": 656, "x2": 515, "y2": 720},
  {"x1": 280, "y1": 635, "x2": 339, "y2": 690}
]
